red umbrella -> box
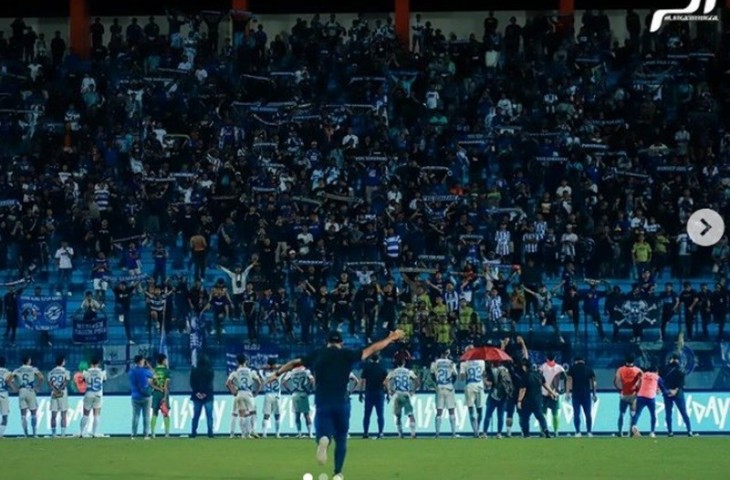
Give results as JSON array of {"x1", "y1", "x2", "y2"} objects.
[{"x1": 460, "y1": 347, "x2": 513, "y2": 363}]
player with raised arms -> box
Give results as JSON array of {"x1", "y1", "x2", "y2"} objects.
[
  {"x1": 282, "y1": 362, "x2": 315, "y2": 438},
  {"x1": 260, "y1": 357, "x2": 282, "y2": 438},
  {"x1": 12, "y1": 356, "x2": 43, "y2": 438},
  {"x1": 385, "y1": 357, "x2": 419, "y2": 438},
  {"x1": 614, "y1": 354, "x2": 643, "y2": 437},
  {"x1": 0, "y1": 357, "x2": 11, "y2": 438},
  {"x1": 81, "y1": 358, "x2": 107, "y2": 438},
  {"x1": 226, "y1": 354, "x2": 262, "y2": 439},
  {"x1": 48, "y1": 355, "x2": 71, "y2": 438},
  {"x1": 460, "y1": 347, "x2": 486, "y2": 438},
  {"x1": 275, "y1": 329, "x2": 404, "y2": 480},
  {"x1": 430, "y1": 348, "x2": 458, "y2": 438}
]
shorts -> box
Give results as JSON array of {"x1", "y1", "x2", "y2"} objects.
[
  {"x1": 263, "y1": 395, "x2": 280, "y2": 416},
  {"x1": 50, "y1": 394, "x2": 69, "y2": 412},
  {"x1": 0, "y1": 396, "x2": 8, "y2": 415},
  {"x1": 465, "y1": 384, "x2": 484, "y2": 408},
  {"x1": 619, "y1": 394, "x2": 637, "y2": 412},
  {"x1": 314, "y1": 402, "x2": 350, "y2": 443},
  {"x1": 152, "y1": 394, "x2": 169, "y2": 414},
  {"x1": 436, "y1": 387, "x2": 456, "y2": 410},
  {"x1": 292, "y1": 394, "x2": 310, "y2": 415},
  {"x1": 234, "y1": 391, "x2": 255, "y2": 413},
  {"x1": 393, "y1": 393, "x2": 414, "y2": 417},
  {"x1": 83, "y1": 393, "x2": 103, "y2": 410},
  {"x1": 19, "y1": 389, "x2": 38, "y2": 410},
  {"x1": 542, "y1": 395, "x2": 559, "y2": 413},
  {"x1": 505, "y1": 397, "x2": 517, "y2": 418},
  {"x1": 93, "y1": 278, "x2": 108, "y2": 291}
]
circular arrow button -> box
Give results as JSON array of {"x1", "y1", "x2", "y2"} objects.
[{"x1": 687, "y1": 209, "x2": 725, "y2": 247}]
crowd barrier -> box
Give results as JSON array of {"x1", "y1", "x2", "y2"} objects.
[{"x1": 3, "y1": 392, "x2": 730, "y2": 436}]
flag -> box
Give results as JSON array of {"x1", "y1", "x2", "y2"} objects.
[
  {"x1": 103, "y1": 344, "x2": 129, "y2": 380},
  {"x1": 159, "y1": 330, "x2": 170, "y2": 369}
]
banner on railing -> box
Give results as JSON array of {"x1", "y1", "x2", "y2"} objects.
[
  {"x1": 2, "y1": 392, "x2": 729, "y2": 436},
  {"x1": 72, "y1": 310, "x2": 108, "y2": 343},
  {"x1": 19, "y1": 294, "x2": 67, "y2": 331}
]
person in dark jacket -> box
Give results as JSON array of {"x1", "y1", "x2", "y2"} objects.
[
  {"x1": 359, "y1": 354, "x2": 388, "y2": 438},
  {"x1": 190, "y1": 355, "x2": 215, "y2": 438},
  {"x1": 660, "y1": 354, "x2": 695, "y2": 437}
]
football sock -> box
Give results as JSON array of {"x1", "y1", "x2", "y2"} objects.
[
  {"x1": 230, "y1": 414, "x2": 237, "y2": 434},
  {"x1": 449, "y1": 414, "x2": 456, "y2": 435},
  {"x1": 164, "y1": 416, "x2": 170, "y2": 434},
  {"x1": 151, "y1": 416, "x2": 158, "y2": 434},
  {"x1": 21, "y1": 415, "x2": 28, "y2": 436},
  {"x1": 435, "y1": 415, "x2": 442, "y2": 435},
  {"x1": 275, "y1": 417, "x2": 281, "y2": 435},
  {"x1": 80, "y1": 416, "x2": 88, "y2": 435},
  {"x1": 263, "y1": 418, "x2": 270, "y2": 436},
  {"x1": 92, "y1": 416, "x2": 99, "y2": 436},
  {"x1": 239, "y1": 417, "x2": 247, "y2": 435},
  {"x1": 396, "y1": 416, "x2": 403, "y2": 435},
  {"x1": 409, "y1": 417, "x2": 416, "y2": 436},
  {"x1": 477, "y1": 409, "x2": 483, "y2": 433},
  {"x1": 552, "y1": 414, "x2": 559, "y2": 433}
]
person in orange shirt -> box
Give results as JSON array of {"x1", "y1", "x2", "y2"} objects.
[
  {"x1": 630, "y1": 365, "x2": 668, "y2": 438},
  {"x1": 613, "y1": 354, "x2": 642, "y2": 437}
]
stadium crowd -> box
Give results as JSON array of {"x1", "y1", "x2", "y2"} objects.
[{"x1": 0, "y1": 9, "x2": 729, "y2": 363}]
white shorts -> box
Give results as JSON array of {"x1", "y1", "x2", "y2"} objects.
[
  {"x1": 19, "y1": 389, "x2": 38, "y2": 410},
  {"x1": 263, "y1": 394, "x2": 280, "y2": 416},
  {"x1": 0, "y1": 395, "x2": 8, "y2": 416},
  {"x1": 93, "y1": 278, "x2": 108, "y2": 291},
  {"x1": 464, "y1": 384, "x2": 484, "y2": 408},
  {"x1": 83, "y1": 393, "x2": 103, "y2": 410},
  {"x1": 436, "y1": 387, "x2": 456, "y2": 410},
  {"x1": 50, "y1": 394, "x2": 69, "y2": 412},
  {"x1": 235, "y1": 391, "x2": 255, "y2": 413}
]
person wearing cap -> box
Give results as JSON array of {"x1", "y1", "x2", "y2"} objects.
[
  {"x1": 678, "y1": 282, "x2": 698, "y2": 341},
  {"x1": 516, "y1": 358, "x2": 556, "y2": 438},
  {"x1": 275, "y1": 329, "x2": 404, "y2": 480},
  {"x1": 660, "y1": 354, "x2": 695, "y2": 437}
]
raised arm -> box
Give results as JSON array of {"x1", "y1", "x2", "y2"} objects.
[{"x1": 361, "y1": 330, "x2": 404, "y2": 361}]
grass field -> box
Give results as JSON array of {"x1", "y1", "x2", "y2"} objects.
[{"x1": 4, "y1": 436, "x2": 730, "y2": 480}]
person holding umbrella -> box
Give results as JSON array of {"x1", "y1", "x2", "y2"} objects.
[{"x1": 461, "y1": 344, "x2": 513, "y2": 438}]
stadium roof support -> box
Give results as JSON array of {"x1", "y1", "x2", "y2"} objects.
[{"x1": 69, "y1": 0, "x2": 90, "y2": 59}]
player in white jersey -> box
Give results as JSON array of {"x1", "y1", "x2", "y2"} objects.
[
  {"x1": 260, "y1": 358, "x2": 282, "y2": 438},
  {"x1": 48, "y1": 355, "x2": 71, "y2": 438},
  {"x1": 540, "y1": 353, "x2": 566, "y2": 436},
  {"x1": 225, "y1": 354, "x2": 262, "y2": 439},
  {"x1": 12, "y1": 356, "x2": 43, "y2": 437},
  {"x1": 282, "y1": 365, "x2": 314, "y2": 438},
  {"x1": 81, "y1": 358, "x2": 107, "y2": 438},
  {"x1": 460, "y1": 355, "x2": 487, "y2": 438},
  {"x1": 385, "y1": 358, "x2": 419, "y2": 438},
  {"x1": 430, "y1": 349, "x2": 458, "y2": 438},
  {"x1": 0, "y1": 356, "x2": 11, "y2": 438}
]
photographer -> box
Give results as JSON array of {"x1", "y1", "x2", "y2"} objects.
[
  {"x1": 128, "y1": 355, "x2": 154, "y2": 439},
  {"x1": 80, "y1": 290, "x2": 103, "y2": 322}
]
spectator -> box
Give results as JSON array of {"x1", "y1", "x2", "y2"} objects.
[
  {"x1": 54, "y1": 241, "x2": 74, "y2": 297},
  {"x1": 566, "y1": 355, "x2": 597, "y2": 437}
]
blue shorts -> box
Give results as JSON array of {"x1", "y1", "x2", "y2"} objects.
[{"x1": 314, "y1": 402, "x2": 351, "y2": 442}]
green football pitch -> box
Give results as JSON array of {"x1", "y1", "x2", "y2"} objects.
[{"x1": 4, "y1": 436, "x2": 729, "y2": 480}]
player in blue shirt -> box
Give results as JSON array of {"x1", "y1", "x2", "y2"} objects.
[{"x1": 276, "y1": 330, "x2": 403, "y2": 480}]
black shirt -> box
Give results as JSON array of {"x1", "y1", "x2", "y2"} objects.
[
  {"x1": 567, "y1": 362, "x2": 595, "y2": 395},
  {"x1": 660, "y1": 363, "x2": 685, "y2": 391},
  {"x1": 519, "y1": 369, "x2": 546, "y2": 403},
  {"x1": 360, "y1": 361, "x2": 387, "y2": 396},
  {"x1": 303, "y1": 346, "x2": 363, "y2": 407}
]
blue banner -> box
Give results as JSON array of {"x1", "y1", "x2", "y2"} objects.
[
  {"x1": 227, "y1": 341, "x2": 280, "y2": 372},
  {"x1": 19, "y1": 294, "x2": 67, "y2": 331},
  {"x1": 1, "y1": 392, "x2": 729, "y2": 436},
  {"x1": 72, "y1": 310, "x2": 108, "y2": 343}
]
